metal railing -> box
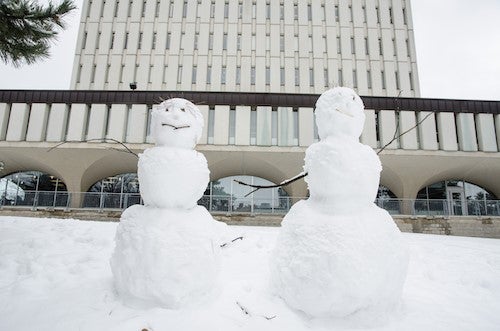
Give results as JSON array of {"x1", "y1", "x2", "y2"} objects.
[{"x1": 1, "y1": 190, "x2": 500, "y2": 217}]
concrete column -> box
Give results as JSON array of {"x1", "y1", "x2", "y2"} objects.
[
  {"x1": 6, "y1": 103, "x2": 30, "y2": 141},
  {"x1": 436, "y1": 112, "x2": 458, "y2": 151},
  {"x1": 257, "y1": 106, "x2": 272, "y2": 146},
  {"x1": 235, "y1": 106, "x2": 250, "y2": 145},
  {"x1": 87, "y1": 104, "x2": 108, "y2": 140},
  {"x1": 0, "y1": 103, "x2": 10, "y2": 140},
  {"x1": 456, "y1": 113, "x2": 478, "y2": 151},
  {"x1": 417, "y1": 111, "x2": 438, "y2": 150},
  {"x1": 26, "y1": 103, "x2": 49, "y2": 142},
  {"x1": 198, "y1": 105, "x2": 209, "y2": 144},
  {"x1": 66, "y1": 104, "x2": 89, "y2": 141},
  {"x1": 46, "y1": 103, "x2": 69, "y2": 142},
  {"x1": 213, "y1": 105, "x2": 230, "y2": 145},
  {"x1": 378, "y1": 110, "x2": 397, "y2": 149},
  {"x1": 126, "y1": 104, "x2": 148, "y2": 143},
  {"x1": 399, "y1": 111, "x2": 418, "y2": 149},
  {"x1": 297, "y1": 107, "x2": 314, "y2": 147},
  {"x1": 106, "y1": 104, "x2": 128, "y2": 141},
  {"x1": 475, "y1": 113, "x2": 497, "y2": 152},
  {"x1": 361, "y1": 109, "x2": 377, "y2": 148}
]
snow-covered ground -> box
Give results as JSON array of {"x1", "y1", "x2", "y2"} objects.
[{"x1": 0, "y1": 216, "x2": 499, "y2": 331}]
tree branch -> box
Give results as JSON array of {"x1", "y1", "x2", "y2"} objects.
[
  {"x1": 234, "y1": 171, "x2": 308, "y2": 197},
  {"x1": 47, "y1": 138, "x2": 139, "y2": 158}
]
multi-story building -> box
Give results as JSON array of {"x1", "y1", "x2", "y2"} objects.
[
  {"x1": 71, "y1": 0, "x2": 419, "y2": 97},
  {"x1": 1, "y1": 1, "x2": 500, "y2": 237}
]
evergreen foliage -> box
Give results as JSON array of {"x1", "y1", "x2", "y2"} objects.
[{"x1": 0, "y1": 0, "x2": 76, "y2": 67}]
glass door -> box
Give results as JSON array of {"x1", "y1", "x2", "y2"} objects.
[{"x1": 447, "y1": 187, "x2": 467, "y2": 216}]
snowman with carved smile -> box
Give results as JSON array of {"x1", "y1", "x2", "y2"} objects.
[{"x1": 111, "y1": 98, "x2": 222, "y2": 309}]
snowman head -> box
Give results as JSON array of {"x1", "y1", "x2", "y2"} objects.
[
  {"x1": 315, "y1": 87, "x2": 365, "y2": 140},
  {"x1": 151, "y1": 98, "x2": 204, "y2": 149}
]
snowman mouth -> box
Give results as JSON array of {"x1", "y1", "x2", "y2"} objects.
[
  {"x1": 162, "y1": 123, "x2": 191, "y2": 130},
  {"x1": 335, "y1": 108, "x2": 354, "y2": 118}
]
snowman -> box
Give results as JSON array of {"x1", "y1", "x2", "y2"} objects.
[
  {"x1": 270, "y1": 87, "x2": 408, "y2": 318},
  {"x1": 110, "y1": 98, "x2": 223, "y2": 309}
]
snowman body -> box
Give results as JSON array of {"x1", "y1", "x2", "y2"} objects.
[
  {"x1": 271, "y1": 88, "x2": 408, "y2": 318},
  {"x1": 111, "y1": 98, "x2": 223, "y2": 309}
]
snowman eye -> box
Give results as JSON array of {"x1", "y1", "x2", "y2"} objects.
[
  {"x1": 352, "y1": 96, "x2": 355, "y2": 101},
  {"x1": 180, "y1": 107, "x2": 186, "y2": 112}
]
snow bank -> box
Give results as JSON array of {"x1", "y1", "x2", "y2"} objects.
[{"x1": 1, "y1": 217, "x2": 500, "y2": 331}]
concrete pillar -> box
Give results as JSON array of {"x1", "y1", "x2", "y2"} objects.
[
  {"x1": 475, "y1": 113, "x2": 498, "y2": 152},
  {"x1": 436, "y1": 112, "x2": 458, "y2": 151}
]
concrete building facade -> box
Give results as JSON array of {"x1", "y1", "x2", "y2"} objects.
[{"x1": 71, "y1": 0, "x2": 420, "y2": 97}]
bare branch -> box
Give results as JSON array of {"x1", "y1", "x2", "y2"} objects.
[
  {"x1": 234, "y1": 171, "x2": 308, "y2": 197},
  {"x1": 377, "y1": 112, "x2": 433, "y2": 155},
  {"x1": 220, "y1": 236, "x2": 243, "y2": 248},
  {"x1": 47, "y1": 138, "x2": 139, "y2": 158},
  {"x1": 235, "y1": 302, "x2": 276, "y2": 320}
]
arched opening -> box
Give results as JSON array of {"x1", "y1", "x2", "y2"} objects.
[
  {"x1": 83, "y1": 173, "x2": 140, "y2": 209},
  {"x1": 415, "y1": 180, "x2": 498, "y2": 216},
  {"x1": 376, "y1": 185, "x2": 400, "y2": 214},
  {"x1": 200, "y1": 175, "x2": 291, "y2": 214},
  {"x1": 0, "y1": 171, "x2": 68, "y2": 208}
]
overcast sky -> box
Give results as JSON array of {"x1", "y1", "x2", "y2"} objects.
[{"x1": 0, "y1": 0, "x2": 499, "y2": 101}]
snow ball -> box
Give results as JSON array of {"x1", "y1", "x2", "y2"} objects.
[
  {"x1": 271, "y1": 200, "x2": 409, "y2": 319},
  {"x1": 138, "y1": 146, "x2": 209, "y2": 209},
  {"x1": 111, "y1": 205, "x2": 222, "y2": 309},
  {"x1": 151, "y1": 98, "x2": 203, "y2": 149},
  {"x1": 315, "y1": 87, "x2": 365, "y2": 140}
]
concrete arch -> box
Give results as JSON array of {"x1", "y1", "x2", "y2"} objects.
[
  {"x1": 379, "y1": 164, "x2": 405, "y2": 199},
  {"x1": 80, "y1": 153, "x2": 138, "y2": 193},
  {"x1": 0, "y1": 149, "x2": 68, "y2": 186}
]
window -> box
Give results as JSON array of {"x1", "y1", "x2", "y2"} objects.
[
  {"x1": 265, "y1": 66, "x2": 270, "y2": 85},
  {"x1": 152, "y1": 33, "x2": 157, "y2": 49},
  {"x1": 210, "y1": 1, "x2": 215, "y2": 18},
  {"x1": 323, "y1": 35, "x2": 327, "y2": 53},
  {"x1": 148, "y1": 65, "x2": 153, "y2": 83},
  {"x1": 142, "y1": 0, "x2": 146, "y2": 17},
  {"x1": 138, "y1": 32, "x2": 143, "y2": 49},
  {"x1": 236, "y1": 66, "x2": 241, "y2": 85},
  {"x1": 365, "y1": 37, "x2": 369, "y2": 55},
  {"x1": 229, "y1": 108, "x2": 236, "y2": 144},
  {"x1": 409, "y1": 72, "x2": 414, "y2": 90},
  {"x1": 221, "y1": 66, "x2": 226, "y2": 84},
  {"x1": 207, "y1": 65, "x2": 212, "y2": 84},
  {"x1": 393, "y1": 38, "x2": 397, "y2": 57},
  {"x1": 91, "y1": 64, "x2": 96, "y2": 83},
  {"x1": 280, "y1": 67, "x2": 285, "y2": 86},
  {"x1": 207, "y1": 107, "x2": 215, "y2": 143},
  {"x1": 250, "y1": 109, "x2": 257, "y2": 145},
  {"x1": 155, "y1": 1, "x2": 160, "y2": 17},
  {"x1": 353, "y1": 70, "x2": 357, "y2": 88},
  {"x1": 114, "y1": 1, "x2": 119, "y2": 17},
  {"x1": 381, "y1": 70, "x2": 386, "y2": 89},
  {"x1": 76, "y1": 64, "x2": 82, "y2": 83},
  {"x1": 100, "y1": 1, "x2": 105, "y2": 17},
  {"x1": 338, "y1": 69, "x2": 343, "y2": 85},
  {"x1": 280, "y1": 35, "x2": 284, "y2": 52},
  {"x1": 294, "y1": 3, "x2": 298, "y2": 19},
  {"x1": 395, "y1": 71, "x2": 400, "y2": 90},
  {"x1": 403, "y1": 7, "x2": 407, "y2": 25},
  {"x1": 224, "y1": 2, "x2": 229, "y2": 18},
  {"x1": 128, "y1": 0, "x2": 132, "y2": 17},
  {"x1": 194, "y1": 34, "x2": 198, "y2": 50},
  {"x1": 309, "y1": 68, "x2": 314, "y2": 87},
  {"x1": 87, "y1": 0, "x2": 92, "y2": 17},
  {"x1": 335, "y1": 5, "x2": 339, "y2": 22},
  {"x1": 251, "y1": 66, "x2": 256, "y2": 85},
  {"x1": 307, "y1": 4, "x2": 312, "y2": 20},
  {"x1": 379, "y1": 38, "x2": 383, "y2": 55},
  {"x1": 238, "y1": 3, "x2": 243, "y2": 18},
  {"x1": 252, "y1": 2, "x2": 256, "y2": 19},
  {"x1": 110, "y1": 32, "x2": 115, "y2": 49},
  {"x1": 177, "y1": 66, "x2": 183, "y2": 84},
  {"x1": 406, "y1": 39, "x2": 410, "y2": 57},
  {"x1": 389, "y1": 7, "x2": 393, "y2": 24},
  {"x1": 280, "y1": 3, "x2": 284, "y2": 19},
  {"x1": 166, "y1": 32, "x2": 171, "y2": 49},
  {"x1": 349, "y1": 5, "x2": 353, "y2": 22},
  {"x1": 169, "y1": 0, "x2": 174, "y2": 17},
  {"x1": 82, "y1": 32, "x2": 87, "y2": 49},
  {"x1": 124, "y1": 32, "x2": 128, "y2": 49},
  {"x1": 209, "y1": 33, "x2": 213, "y2": 50},
  {"x1": 295, "y1": 68, "x2": 299, "y2": 86},
  {"x1": 266, "y1": 3, "x2": 270, "y2": 19},
  {"x1": 96, "y1": 32, "x2": 101, "y2": 49},
  {"x1": 367, "y1": 70, "x2": 372, "y2": 88},
  {"x1": 336, "y1": 36, "x2": 341, "y2": 54},
  {"x1": 237, "y1": 33, "x2": 241, "y2": 51},
  {"x1": 192, "y1": 66, "x2": 197, "y2": 84},
  {"x1": 323, "y1": 69, "x2": 329, "y2": 87},
  {"x1": 350, "y1": 37, "x2": 355, "y2": 54},
  {"x1": 376, "y1": 6, "x2": 380, "y2": 23},
  {"x1": 223, "y1": 33, "x2": 227, "y2": 50},
  {"x1": 362, "y1": 6, "x2": 366, "y2": 22}
]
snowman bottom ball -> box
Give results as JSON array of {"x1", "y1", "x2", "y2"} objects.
[
  {"x1": 271, "y1": 200, "x2": 408, "y2": 318},
  {"x1": 110, "y1": 205, "x2": 221, "y2": 309},
  {"x1": 138, "y1": 146, "x2": 209, "y2": 209}
]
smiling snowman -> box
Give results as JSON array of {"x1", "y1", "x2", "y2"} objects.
[
  {"x1": 270, "y1": 87, "x2": 409, "y2": 319},
  {"x1": 110, "y1": 98, "x2": 223, "y2": 309}
]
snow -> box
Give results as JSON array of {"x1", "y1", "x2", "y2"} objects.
[
  {"x1": 271, "y1": 87, "x2": 408, "y2": 318},
  {"x1": 0, "y1": 216, "x2": 499, "y2": 331},
  {"x1": 0, "y1": 178, "x2": 25, "y2": 201},
  {"x1": 137, "y1": 146, "x2": 209, "y2": 209}
]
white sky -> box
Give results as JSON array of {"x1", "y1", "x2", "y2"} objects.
[{"x1": 0, "y1": 0, "x2": 499, "y2": 101}]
